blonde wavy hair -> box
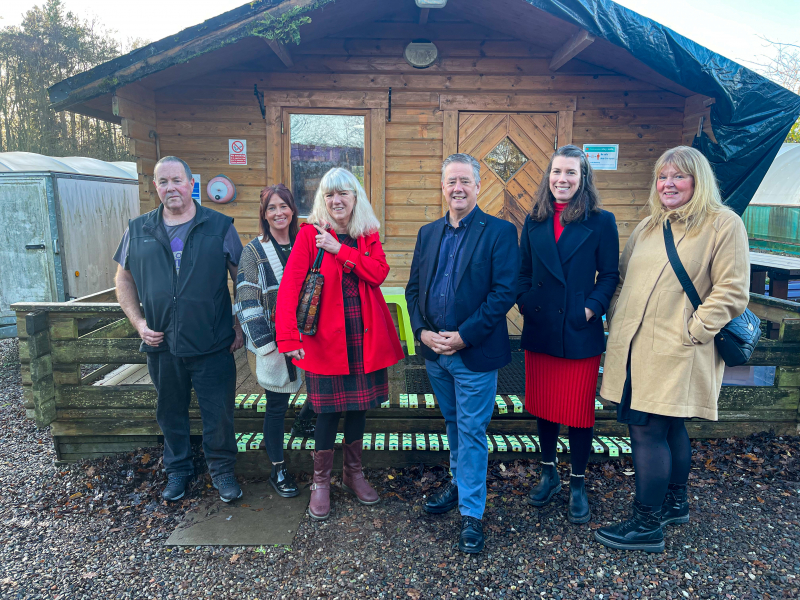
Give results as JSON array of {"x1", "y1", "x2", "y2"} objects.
[
  {"x1": 644, "y1": 146, "x2": 725, "y2": 236},
  {"x1": 307, "y1": 167, "x2": 380, "y2": 238}
]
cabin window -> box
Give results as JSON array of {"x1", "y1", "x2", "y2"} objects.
[{"x1": 287, "y1": 112, "x2": 368, "y2": 216}]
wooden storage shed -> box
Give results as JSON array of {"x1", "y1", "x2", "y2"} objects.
[{"x1": 20, "y1": 0, "x2": 800, "y2": 465}]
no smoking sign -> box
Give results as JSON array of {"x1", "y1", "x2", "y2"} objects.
[{"x1": 228, "y1": 139, "x2": 247, "y2": 165}]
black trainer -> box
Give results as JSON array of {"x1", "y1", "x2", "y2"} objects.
[
  {"x1": 661, "y1": 483, "x2": 690, "y2": 526},
  {"x1": 594, "y1": 499, "x2": 665, "y2": 553},
  {"x1": 212, "y1": 472, "x2": 243, "y2": 503},
  {"x1": 458, "y1": 516, "x2": 485, "y2": 554},
  {"x1": 270, "y1": 462, "x2": 300, "y2": 498},
  {"x1": 528, "y1": 461, "x2": 561, "y2": 507},
  {"x1": 162, "y1": 473, "x2": 192, "y2": 502},
  {"x1": 567, "y1": 474, "x2": 591, "y2": 524},
  {"x1": 424, "y1": 481, "x2": 458, "y2": 514}
]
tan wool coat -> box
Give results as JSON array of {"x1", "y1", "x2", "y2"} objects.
[{"x1": 599, "y1": 209, "x2": 750, "y2": 420}]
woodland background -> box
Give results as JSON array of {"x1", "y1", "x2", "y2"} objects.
[{"x1": 0, "y1": 0, "x2": 798, "y2": 163}]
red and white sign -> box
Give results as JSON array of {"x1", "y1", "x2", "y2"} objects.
[{"x1": 229, "y1": 139, "x2": 247, "y2": 165}]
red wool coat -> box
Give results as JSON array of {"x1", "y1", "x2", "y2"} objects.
[{"x1": 275, "y1": 223, "x2": 404, "y2": 376}]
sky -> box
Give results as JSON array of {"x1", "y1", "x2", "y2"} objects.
[{"x1": 2, "y1": 0, "x2": 799, "y2": 73}]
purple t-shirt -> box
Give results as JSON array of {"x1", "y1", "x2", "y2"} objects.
[{"x1": 113, "y1": 219, "x2": 243, "y2": 273}]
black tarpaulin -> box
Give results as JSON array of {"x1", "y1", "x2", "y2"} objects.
[{"x1": 526, "y1": 0, "x2": 800, "y2": 214}]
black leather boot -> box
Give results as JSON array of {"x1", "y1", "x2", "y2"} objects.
[
  {"x1": 528, "y1": 461, "x2": 561, "y2": 507},
  {"x1": 567, "y1": 474, "x2": 591, "y2": 524},
  {"x1": 269, "y1": 462, "x2": 300, "y2": 498},
  {"x1": 594, "y1": 499, "x2": 665, "y2": 553},
  {"x1": 458, "y1": 516, "x2": 484, "y2": 554},
  {"x1": 661, "y1": 483, "x2": 689, "y2": 526}
]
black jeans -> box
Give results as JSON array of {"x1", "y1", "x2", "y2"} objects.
[
  {"x1": 148, "y1": 348, "x2": 237, "y2": 478},
  {"x1": 263, "y1": 390, "x2": 290, "y2": 463}
]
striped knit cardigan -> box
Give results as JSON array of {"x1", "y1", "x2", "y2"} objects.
[{"x1": 234, "y1": 237, "x2": 300, "y2": 393}]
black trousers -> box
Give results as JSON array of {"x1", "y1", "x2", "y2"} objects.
[{"x1": 148, "y1": 347, "x2": 237, "y2": 478}]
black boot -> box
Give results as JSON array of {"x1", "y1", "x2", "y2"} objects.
[
  {"x1": 291, "y1": 415, "x2": 315, "y2": 437},
  {"x1": 661, "y1": 483, "x2": 689, "y2": 526},
  {"x1": 269, "y1": 462, "x2": 300, "y2": 498},
  {"x1": 567, "y1": 474, "x2": 591, "y2": 524},
  {"x1": 528, "y1": 461, "x2": 561, "y2": 507},
  {"x1": 594, "y1": 499, "x2": 665, "y2": 553}
]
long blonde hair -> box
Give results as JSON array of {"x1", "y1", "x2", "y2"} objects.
[
  {"x1": 644, "y1": 146, "x2": 725, "y2": 236},
  {"x1": 307, "y1": 167, "x2": 380, "y2": 238}
]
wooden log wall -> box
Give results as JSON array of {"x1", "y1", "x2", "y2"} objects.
[
  {"x1": 114, "y1": 83, "x2": 159, "y2": 213},
  {"x1": 111, "y1": 14, "x2": 693, "y2": 284}
]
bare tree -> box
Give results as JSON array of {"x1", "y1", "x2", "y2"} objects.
[
  {"x1": 753, "y1": 39, "x2": 800, "y2": 142},
  {"x1": 0, "y1": 0, "x2": 131, "y2": 159}
]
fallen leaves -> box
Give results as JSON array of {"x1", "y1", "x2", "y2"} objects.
[{"x1": 230, "y1": 554, "x2": 240, "y2": 563}]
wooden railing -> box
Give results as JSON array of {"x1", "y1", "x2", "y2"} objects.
[{"x1": 12, "y1": 293, "x2": 800, "y2": 450}]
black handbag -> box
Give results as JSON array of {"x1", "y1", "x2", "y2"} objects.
[
  {"x1": 663, "y1": 221, "x2": 761, "y2": 367},
  {"x1": 296, "y1": 247, "x2": 325, "y2": 336}
]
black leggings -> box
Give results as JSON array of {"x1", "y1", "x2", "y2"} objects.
[
  {"x1": 628, "y1": 415, "x2": 692, "y2": 506},
  {"x1": 315, "y1": 410, "x2": 368, "y2": 451},
  {"x1": 296, "y1": 401, "x2": 315, "y2": 421},
  {"x1": 537, "y1": 418, "x2": 593, "y2": 476},
  {"x1": 262, "y1": 390, "x2": 291, "y2": 463}
]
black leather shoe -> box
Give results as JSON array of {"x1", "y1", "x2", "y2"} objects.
[
  {"x1": 162, "y1": 473, "x2": 192, "y2": 502},
  {"x1": 594, "y1": 500, "x2": 664, "y2": 553},
  {"x1": 458, "y1": 516, "x2": 484, "y2": 554},
  {"x1": 270, "y1": 462, "x2": 300, "y2": 498},
  {"x1": 528, "y1": 462, "x2": 561, "y2": 507},
  {"x1": 424, "y1": 481, "x2": 458, "y2": 514},
  {"x1": 661, "y1": 483, "x2": 689, "y2": 526},
  {"x1": 568, "y1": 475, "x2": 591, "y2": 524}
]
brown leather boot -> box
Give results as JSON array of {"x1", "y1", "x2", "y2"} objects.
[
  {"x1": 341, "y1": 440, "x2": 379, "y2": 505},
  {"x1": 308, "y1": 449, "x2": 334, "y2": 520}
]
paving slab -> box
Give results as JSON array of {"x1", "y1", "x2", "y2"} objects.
[{"x1": 166, "y1": 481, "x2": 309, "y2": 547}]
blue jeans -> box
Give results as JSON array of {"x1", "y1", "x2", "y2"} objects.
[
  {"x1": 148, "y1": 348, "x2": 237, "y2": 478},
  {"x1": 425, "y1": 353, "x2": 498, "y2": 519}
]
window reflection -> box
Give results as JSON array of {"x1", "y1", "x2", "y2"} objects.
[{"x1": 290, "y1": 114, "x2": 365, "y2": 216}]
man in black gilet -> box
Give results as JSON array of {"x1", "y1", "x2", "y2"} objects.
[{"x1": 114, "y1": 156, "x2": 244, "y2": 502}]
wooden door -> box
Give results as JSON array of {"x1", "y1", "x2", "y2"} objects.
[{"x1": 458, "y1": 112, "x2": 557, "y2": 234}]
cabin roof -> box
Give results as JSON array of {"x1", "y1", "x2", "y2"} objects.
[{"x1": 47, "y1": 0, "x2": 800, "y2": 213}]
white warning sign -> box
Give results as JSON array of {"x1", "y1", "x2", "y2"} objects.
[{"x1": 229, "y1": 139, "x2": 247, "y2": 165}]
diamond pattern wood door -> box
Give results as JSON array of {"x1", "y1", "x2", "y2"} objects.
[{"x1": 458, "y1": 112, "x2": 557, "y2": 234}]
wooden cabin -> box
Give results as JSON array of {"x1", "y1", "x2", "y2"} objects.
[{"x1": 17, "y1": 0, "x2": 800, "y2": 467}]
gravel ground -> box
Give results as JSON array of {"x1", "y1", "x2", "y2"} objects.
[{"x1": 1, "y1": 337, "x2": 798, "y2": 600}]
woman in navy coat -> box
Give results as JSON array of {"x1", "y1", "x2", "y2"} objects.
[{"x1": 517, "y1": 145, "x2": 620, "y2": 523}]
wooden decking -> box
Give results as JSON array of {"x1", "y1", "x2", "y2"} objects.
[{"x1": 11, "y1": 289, "x2": 800, "y2": 471}]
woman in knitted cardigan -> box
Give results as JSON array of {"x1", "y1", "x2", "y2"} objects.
[{"x1": 235, "y1": 184, "x2": 310, "y2": 497}]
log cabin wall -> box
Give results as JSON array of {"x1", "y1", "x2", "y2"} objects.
[{"x1": 120, "y1": 10, "x2": 691, "y2": 288}]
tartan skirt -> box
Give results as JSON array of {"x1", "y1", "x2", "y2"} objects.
[{"x1": 306, "y1": 275, "x2": 388, "y2": 413}]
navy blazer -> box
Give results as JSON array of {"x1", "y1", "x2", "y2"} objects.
[
  {"x1": 406, "y1": 207, "x2": 520, "y2": 372},
  {"x1": 516, "y1": 209, "x2": 620, "y2": 359}
]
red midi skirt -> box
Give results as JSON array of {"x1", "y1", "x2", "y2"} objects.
[{"x1": 524, "y1": 351, "x2": 601, "y2": 428}]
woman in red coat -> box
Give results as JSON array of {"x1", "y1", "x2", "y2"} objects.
[{"x1": 276, "y1": 167, "x2": 404, "y2": 521}]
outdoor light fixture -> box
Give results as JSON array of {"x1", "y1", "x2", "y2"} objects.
[
  {"x1": 404, "y1": 39, "x2": 438, "y2": 69},
  {"x1": 415, "y1": 0, "x2": 447, "y2": 7}
]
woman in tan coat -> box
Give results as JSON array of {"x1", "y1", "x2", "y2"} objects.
[{"x1": 594, "y1": 146, "x2": 750, "y2": 553}]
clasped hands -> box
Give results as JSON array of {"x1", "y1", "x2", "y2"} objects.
[{"x1": 420, "y1": 329, "x2": 466, "y2": 355}]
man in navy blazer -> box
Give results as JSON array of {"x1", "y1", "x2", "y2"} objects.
[{"x1": 406, "y1": 153, "x2": 519, "y2": 554}]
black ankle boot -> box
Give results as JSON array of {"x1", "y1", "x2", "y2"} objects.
[
  {"x1": 270, "y1": 462, "x2": 300, "y2": 498},
  {"x1": 567, "y1": 474, "x2": 590, "y2": 524},
  {"x1": 661, "y1": 483, "x2": 689, "y2": 526},
  {"x1": 594, "y1": 499, "x2": 664, "y2": 553},
  {"x1": 291, "y1": 415, "x2": 315, "y2": 437},
  {"x1": 528, "y1": 461, "x2": 561, "y2": 507}
]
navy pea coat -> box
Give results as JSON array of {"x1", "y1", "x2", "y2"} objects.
[
  {"x1": 516, "y1": 209, "x2": 620, "y2": 359},
  {"x1": 406, "y1": 207, "x2": 520, "y2": 372}
]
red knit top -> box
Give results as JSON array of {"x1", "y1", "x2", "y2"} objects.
[{"x1": 553, "y1": 201, "x2": 567, "y2": 241}]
